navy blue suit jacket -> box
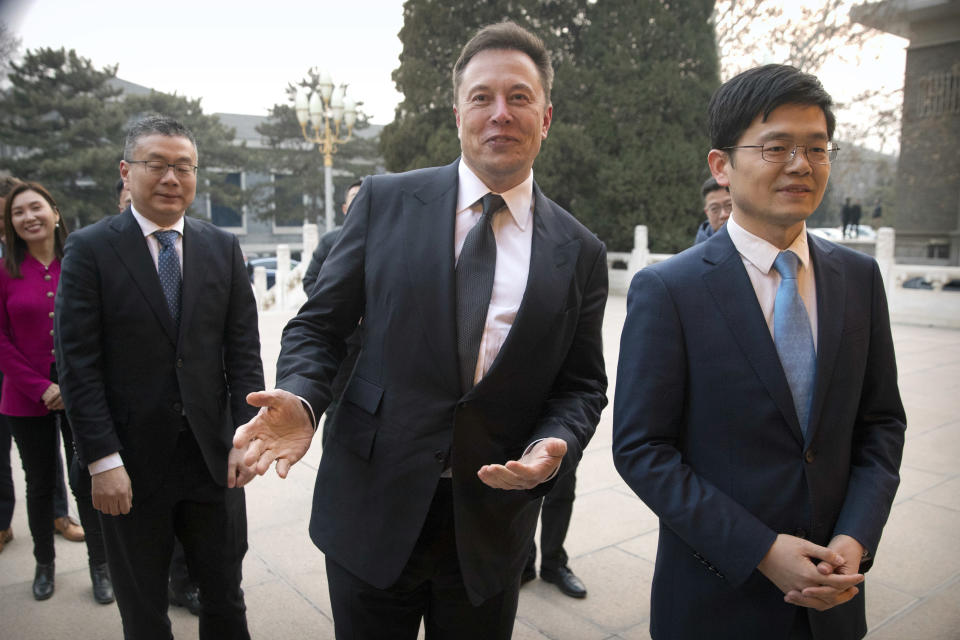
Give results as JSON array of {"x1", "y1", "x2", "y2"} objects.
[
  {"x1": 613, "y1": 227, "x2": 905, "y2": 639},
  {"x1": 277, "y1": 159, "x2": 609, "y2": 604}
]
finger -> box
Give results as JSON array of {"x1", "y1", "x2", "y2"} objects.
[
  {"x1": 276, "y1": 458, "x2": 291, "y2": 479},
  {"x1": 801, "y1": 540, "x2": 845, "y2": 567},
  {"x1": 256, "y1": 448, "x2": 278, "y2": 476},
  {"x1": 244, "y1": 438, "x2": 264, "y2": 469},
  {"x1": 246, "y1": 390, "x2": 281, "y2": 409},
  {"x1": 801, "y1": 584, "x2": 860, "y2": 600}
]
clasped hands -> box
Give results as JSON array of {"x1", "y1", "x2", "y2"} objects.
[
  {"x1": 757, "y1": 533, "x2": 865, "y2": 611},
  {"x1": 233, "y1": 389, "x2": 566, "y2": 490}
]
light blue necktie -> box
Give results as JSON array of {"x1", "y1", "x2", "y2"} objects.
[
  {"x1": 154, "y1": 230, "x2": 182, "y2": 328},
  {"x1": 773, "y1": 250, "x2": 816, "y2": 434}
]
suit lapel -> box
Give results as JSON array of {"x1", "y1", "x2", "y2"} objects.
[
  {"x1": 106, "y1": 210, "x2": 178, "y2": 344},
  {"x1": 402, "y1": 160, "x2": 460, "y2": 394},
  {"x1": 702, "y1": 229, "x2": 804, "y2": 445},
  {"x1": 179, "y1": 217, "x2": 207, "y2": 346},
  {"x1": 472, "y1": 184, "x2": 579, "y2": 394},
  {"x1": 805, "y1": 234, "x2": 844, "y2": 442}
]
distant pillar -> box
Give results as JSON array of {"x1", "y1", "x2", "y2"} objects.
[
  {"x1": 303, "y1": 223, "x2": 319, "y2": 260},
  {"x1": 631, "y1": 225, "x2": 650, "y2": 273},
  {"x1": 876, "y1": 227, "x2": 896, "y2": 297},
  {"x1": 277, "y1": 244, "x2": 291, "y2": 309}
]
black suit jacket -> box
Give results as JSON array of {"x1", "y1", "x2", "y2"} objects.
[
  {"x1": 54, "y1": 209, "x2": 264, "y2": 500},
  {"x1": 278, "y1": 159, "x2": 608, "y2": 604},
  {"x1": 613, "y1": 228, "x2": 906, "y2": 639}
]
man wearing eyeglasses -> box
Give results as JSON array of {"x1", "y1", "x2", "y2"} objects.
[
  {"x1": 694, "y1": 176, "x2": 733, "y2": 245},
  {"x1": 55, "y1": 115, "x2": 264, "y2": 639},
  {"x1": 613, "y1": 64, "x2": 905, "y2": 639}
]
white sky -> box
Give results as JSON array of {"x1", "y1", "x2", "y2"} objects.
[
  {"x1": 2, "y1": 0, "x2": 407, "y2": 123},
  {"x1": 3, "y1": 0, "x2": 908, "y2": 149}
]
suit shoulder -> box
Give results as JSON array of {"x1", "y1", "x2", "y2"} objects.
[
  {"x1": 185, "y1": 216, "x2": 241, "y2": 245},
  {"x1": 66, "y1": 214, "x2": 120, "y2": 246},
  {"x1": 541, "y1": 196, "x2": 604, "y2": 250}
]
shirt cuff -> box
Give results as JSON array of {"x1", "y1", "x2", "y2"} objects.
[
  {"x1": 88, "y1": 453, "x2": 124, "y2": 475},
  {"x1": 296, "y1": 395, "x2": 318, "y2": 430}
]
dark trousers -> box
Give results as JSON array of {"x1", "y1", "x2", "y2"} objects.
[
  {"x1": 100, "y1": 429, "x2": 249, "y2": 640},
  {"x1": 0, "y1": 395, "x2": 69, "y2": 531},
  {"x1": 527, "y1": 468, "x2": 576, "y2": 573},
  {"x1": 326, "y1": 479, "x2": 519, "y2": 640},
  {"x1": 7, "y1": 412, "x2": 104, "y2": 565}
]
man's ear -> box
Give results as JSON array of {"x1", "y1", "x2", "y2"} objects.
[{"x1": 707, "y1": 149, "x2": 732, "y2": 188}]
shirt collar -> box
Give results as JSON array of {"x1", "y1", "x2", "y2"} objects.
[
  {"x1": 130, "y1": 205, "x2": 185, "y2": 238},
  {"x1": 726, "y1": 214, "x2": 810, "y2": 275},
  {"x1": 456, "y1": 159, "x2": 533, "y2": 231}
]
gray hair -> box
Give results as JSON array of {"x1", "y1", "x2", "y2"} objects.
[{"x1": 123, "y1": 115, "x2": 197, "y2": 161}]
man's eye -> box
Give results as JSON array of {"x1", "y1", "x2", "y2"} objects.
[{"x1": 809, "y1": 146, "x2": 827, "y2": 154}]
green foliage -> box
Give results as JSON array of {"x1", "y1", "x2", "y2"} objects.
[
  {"x1": 0, "y1": 47, "x2": 254, "y2": 227},
  {"x1": 0, "y1": 48, "x2": 126, "y2": 227},
  {"x1": 254, "y1": 75, "x2": 380, "y2": 226},
  {"x1": 381, "y1": 0, "x2": 720, "y2": 252}
]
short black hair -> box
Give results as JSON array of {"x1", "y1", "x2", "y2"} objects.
[
  {"x1": 701, "y1": 176, "x2": 728, "y2": 200},
  {"x1": 709, "y1": 64, "x2": 835, "y2": 152},
  {"x1": 115, "y1": 178, "x2": 126, "y2": 198},
  {"x1": 124, "y1": 115, "x2": 197, "y2": 162}
]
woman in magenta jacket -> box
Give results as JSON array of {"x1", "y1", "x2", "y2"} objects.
[{"x1": 0, "y1": 182, "x2": 111, "y2": 603}]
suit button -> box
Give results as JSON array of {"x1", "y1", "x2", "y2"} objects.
[
  {"x1": 48, "y1": 312, "x2": 54, "y2": 319},
  {"x1": 44, "y1": 274, "x2": 52, "y2": 281},
  {"x1": 46, "y1": 291, "x2": 54, "y2": 298},
  {"x1": 49, "y1": 330, "x2": 54, "y2": 336},
  {"x1": 795, "y1": 528, "x2": 807, "y2": 539},
  {"x1": 176, "y1": 359, "x2": 183, "y2": 368},
  {"x1": 173, "y1": 402, "x2": 182, "y2": 412},
  {"x1": 804, "y1": 450, "x2": 815, "y2": 463},
  {"x1": 434, "y1": 450, "x2": 445, "y2": 461}
]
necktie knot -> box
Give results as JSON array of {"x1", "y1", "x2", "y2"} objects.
[
  {"x1": 773, "y1": 250, "x2": 800, "y2": 280},
  {"x1": 155, "y1": 229, "x2": 179, "y2": 249},
  {"x1": 480, "y1": 193, "x2": 505, "y2": 220}
]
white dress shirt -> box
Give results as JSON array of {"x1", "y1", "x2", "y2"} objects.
[
  {"x1": 88, "y1": 208, "x2": 186, "y2": 475},
  {"x1": 726, "y1": 215, "x2": 818, "y2": 349},
  {"x1": 455, "y1": 161, "x2": 534, "y2": 385}
]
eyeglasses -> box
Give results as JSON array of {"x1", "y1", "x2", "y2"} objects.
[
  {"x1": 707, "y1": 202, "x2": 733, "y2": 215},
  {"x1": 722, "y1": 139, "x2": 839, "y2": 165},
  {"x1": 126, "y1": 160, "x2": 198, "y2": 178}
]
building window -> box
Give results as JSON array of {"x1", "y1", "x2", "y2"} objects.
[
  {"x1": 210, "y1": 172, "x2": 243, "y2": 228},
  {"x1": 273, "y1": 174, "x2": 305, "y2": 228}
]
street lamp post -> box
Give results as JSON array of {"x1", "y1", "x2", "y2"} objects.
[{"x1": 294, "y1": 71, "x2": 358, "y2": 233}]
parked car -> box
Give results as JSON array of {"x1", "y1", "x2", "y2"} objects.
[{"x1": 247, "y1": 256, "x2": 299, "y2": 289}]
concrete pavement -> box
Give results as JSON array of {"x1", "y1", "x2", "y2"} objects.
[{"x1": 1, "y1": 294, "x2": 958, "y2": 639}]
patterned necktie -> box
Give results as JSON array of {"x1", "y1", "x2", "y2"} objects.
[
  {"x1": 456, "y1": 193, "x2": 504, "y2": 393},
  {"x1": 772, "y1": 250, "x2": 816, "y2": 434},
  {"x1": 154, "y1": 230, "x2": 182, "y2": 328}
]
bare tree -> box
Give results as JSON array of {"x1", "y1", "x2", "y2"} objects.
[{"x1": 0, "y1": 21, "x2": 20, "y2": 78}]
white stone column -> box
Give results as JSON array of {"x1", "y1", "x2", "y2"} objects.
[
  {"x1": 876, "y1": 227, "x2": 895, "y2": 297},
  {"x1": 630, "y1": 225, "x2": 650, "y2": 274},
  {"x1": 303, "y1": 223, "x2": 319, "y2": 261},
  {"x1": 253, "y1": 266, "x2": 268, "y2": 310},
  {"x1": 276, "y1": 244, "x2": 291, "y2": 309}
]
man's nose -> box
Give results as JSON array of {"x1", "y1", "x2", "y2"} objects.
[{"x1": 490, "y1": 94, "x2": 512, "y2": 122}]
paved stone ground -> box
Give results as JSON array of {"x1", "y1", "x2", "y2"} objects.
[{"x1": 1, "y1": 294, "x2": 958, "y2": 639}]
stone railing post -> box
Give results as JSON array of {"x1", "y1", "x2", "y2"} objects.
[
  {"x1": 276, "y1": 244, "x2": 290, "y2": 309},
  {"x1": 630, "y1": 225, "x2": 650, "y2": 273},
  {"x1": 303, "y1": 223, "x2": 319, "y2": 261},
  {"x1": 876, "y1": 227, "x2": 895, "y2": 297},
  {"x1": 253, "y1": 266, "x2": 268, "y2": 310}
]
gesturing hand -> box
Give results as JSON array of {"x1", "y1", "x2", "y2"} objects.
[
  {"x1": 42, "y1": 383, "x2": 64, "y2": 411},
  {"x1": 477, "y1": 437, "x2": 567, "y2": 490},
  {"x1": 233, "y1": 390, "x2": 315, "y2": 479},
  {"x1": 757, "y1": 534, "x2": 864, "y2": 611}
]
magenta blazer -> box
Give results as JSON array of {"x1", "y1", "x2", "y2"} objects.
[{"x1": 0, "y1": 255, "x2": 60, "y2": 417}]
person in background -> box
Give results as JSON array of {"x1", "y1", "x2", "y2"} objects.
[
  {"x1": 116, "y1": 178, "x2": 132, "y2": 212},
  {"x1": 301, "y1": 179, "x2": 362, "y2": 294},
  {"x1": 694, "y1": 176, "x2": 733, "y2": 244},
  {"x1": 0, "y1": 181, "x2": 112, "y2": 603}
]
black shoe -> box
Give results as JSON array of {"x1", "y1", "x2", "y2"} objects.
[
  {"x1": 169, "y1": 583, "x2": 201, "y2": 616},
  {"x1": 90, "y1": 563, "x2": 114, "y2": 604},
  {"x1": 33, "y1": 562, "x2": 55, "y2": 600},
  {"x1": 540, "y1": 565, "x2": 587, "y2": 599},
  {"x1": 520, "y1": 564, "x2": 536, "y2": 585}
]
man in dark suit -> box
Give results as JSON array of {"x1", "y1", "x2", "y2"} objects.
[
  {"x1": 613, "y1": 65, "x2": 905, "y2": 640},
  {"x1": 235, "y1": 21, "x2": 608, "y2": 639},
  {"x1": 55, "y1": 116, "x2": 264, "y2": 640}
]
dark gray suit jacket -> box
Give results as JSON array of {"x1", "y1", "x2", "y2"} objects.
[
  {"x1": 278, "y1": 159, "x2": 609, "y2": 604},
  {"x1": 613, "y1": 227, "x2": 905, "y2": 639}
]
